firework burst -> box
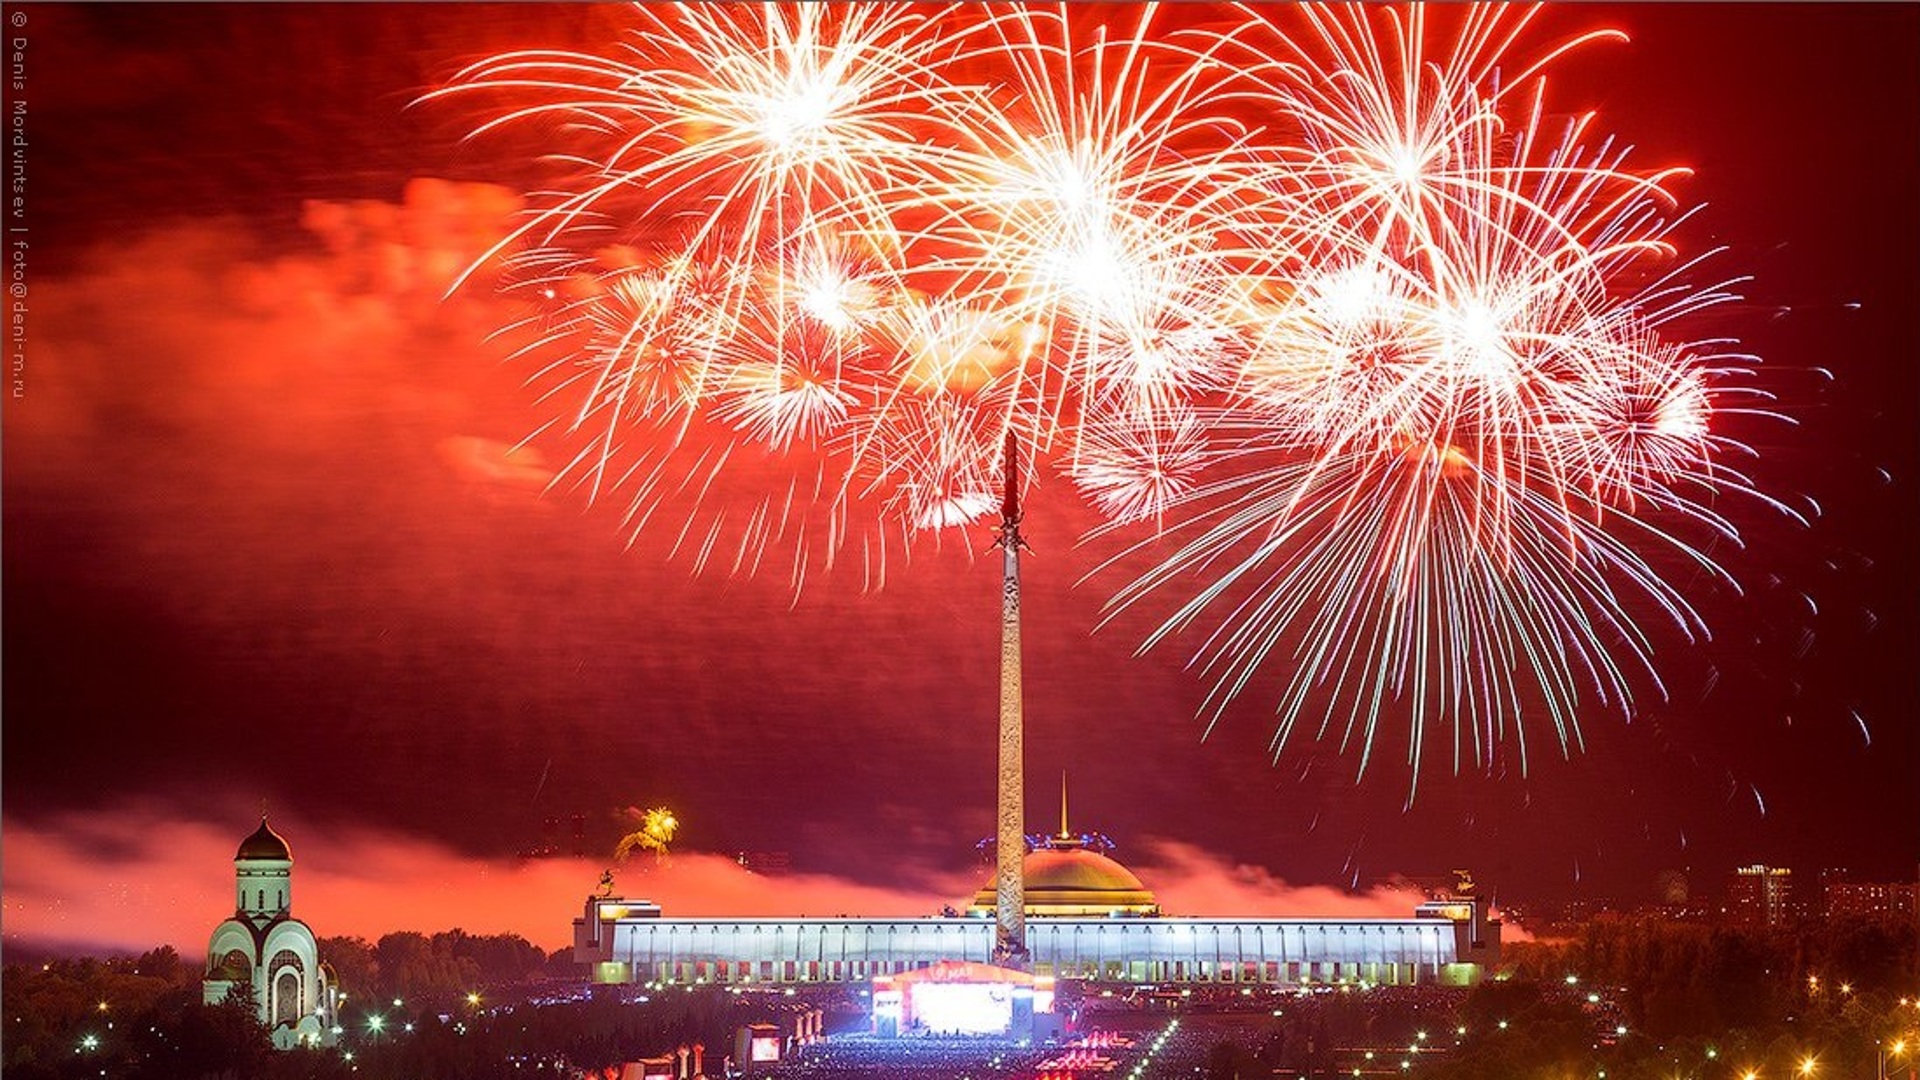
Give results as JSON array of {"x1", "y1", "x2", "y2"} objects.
[
  {"x1": 440, "y1": 2, "x2": 1786, "y2": 788},
  {"x1": 1087, "y1": 3, "x2": 1787, "y2": 788}
]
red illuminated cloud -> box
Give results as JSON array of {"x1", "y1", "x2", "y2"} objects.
[
  {"x1": 2, "y1": 806, "x2": 1510, "y2": 958},
  {"x1": 1119, "y1": 841, "x2": 1527, "y2": 938},
  {"x1": 1128, "y1": 839, "x2": 1426, "y2": 918},
  {"x1": 0, "y1": 805, "x2": 982, "y2": 956}
]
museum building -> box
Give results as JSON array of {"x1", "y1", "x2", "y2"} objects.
[{"x1": 574, "y1": 826, "x2": 1499, "y2": 989}]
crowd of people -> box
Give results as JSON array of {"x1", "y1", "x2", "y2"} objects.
[
  {"x1": 768, "y1": 1033, "x2": 1085, "y2": 1078},
  {"x1": 744, "y1": 983, "x2": 1479, "y2": 1078}
]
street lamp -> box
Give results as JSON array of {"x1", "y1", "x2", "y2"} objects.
[{"x1": 1880, "y1": 1038, "x2": 1914, "y2": 1080}]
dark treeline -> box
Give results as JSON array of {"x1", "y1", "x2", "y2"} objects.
[
  {"x1": 316, "y1": 929, "x2": 573, "y2": 1012},
  {"x1": 3, "y1": 931, "x2": 823, "y2": 1080},
  {"x1": 5, "y1": 947, "x2": 288, "y2": 1080},
  {"x1": 4, "y1": 930, "x2": 576, "y2": 1079},
  {"x1": 341, "y1": 989, "x2": 758, "y2": 1080},
  {"x1": 1504, "y1": 911, "x2": 1919, "y2": 1038},
  {"x1": 1424, "y1": 911, "x2": 1920, "y2": 1079}
]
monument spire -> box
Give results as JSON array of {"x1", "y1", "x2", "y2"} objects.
[
  {"x1": 1059, "y1": 771, "x2": 1069, "y2": 839},
  {"x1": 990, "y1": 429, "x2": 1029, "y2": 969}
]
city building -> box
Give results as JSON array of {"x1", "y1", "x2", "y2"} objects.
[
  {"x1": 202, "y1": 819, "x2": 340, "y2": 1049},
  {"x1": 1820, "y1": 868, "x2": 1920, "y2": 920},
  {"x1": 1725, "y1": 865, "x2": 1795, "y2": 927},
  {"x1": 573, "y1": 850, "x2": 1500, "y2": 988}
]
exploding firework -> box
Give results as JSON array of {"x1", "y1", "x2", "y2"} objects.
[
  {"x1": 1093, "y1": 3, "x2": 1789, "y2": 788},
  {"x1": 436, "y1": 3, "x2": 1263, "y2": 564},
  {"x1": 615, "y1": 806, "x2": 679, "y2": 863},
  {"x1": 439, "y1": 2, "x2": 1785, "y2": 787}
]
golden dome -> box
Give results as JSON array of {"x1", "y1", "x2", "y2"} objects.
[{"x1": 967, "y1": 840, "x2": 1160, "y2": 918}]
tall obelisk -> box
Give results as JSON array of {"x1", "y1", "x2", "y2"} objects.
[{"x1": 990, "y1": 430, "x2": 1029, "y2": 969}]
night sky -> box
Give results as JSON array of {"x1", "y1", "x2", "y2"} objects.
[{"x1": 4, "y1": 4, "x2": 1916, "y2": 955}]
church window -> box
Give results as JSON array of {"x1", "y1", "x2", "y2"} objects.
[
  {"x1": 268, "y1": 950, "x2": 304, "y2": 1026},
  {"x1": 212, "y1": 949, "x2": 251, "y2": 981},
  {"x1": 274, "y1": 971, "x2": 301, "y2": 1026}
]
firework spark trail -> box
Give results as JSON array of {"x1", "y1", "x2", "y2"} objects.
[
  {"x1": 903, "y1": 5, "x2": 1260, "y2": 438},
  {"x1": 440, "y1": 2, "x2": 1788, "y2": 787},
  {"x1": 1082, "y1": 3, "x2": 1796, "y2": 788},
  {"x1": 436, "y1": 4, "x2": 996, "y2": 591}
]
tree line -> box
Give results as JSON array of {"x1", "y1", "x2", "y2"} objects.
[{"x1": 1, "y1": 930, "x2": 576, "y2": 1079}]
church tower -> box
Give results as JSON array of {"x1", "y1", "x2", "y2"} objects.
[
  {"x1": 234, "y1": 819, "x2": 294, "y2": 923},
  {"x1": 204, "y1": 819, "x2": 338, "y2": 1049}
]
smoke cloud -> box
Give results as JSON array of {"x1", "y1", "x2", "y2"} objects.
[{"x1": 2, "y1": 806, "x2": 1477, "y2": 959}]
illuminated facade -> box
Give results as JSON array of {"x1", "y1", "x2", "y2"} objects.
[
  {"x1": 1823, "y1": 879, "x2": 1920, "y2": 919},
  {"x1": 1726, "y1": 864, "x2": 1796, "y2": 927},
  {"x1": 574, "y1": 891, "x2": 1498, "y2": 987},
  {"x1": 202, "y1": 820, "x2": 340, "y2": 1049},
  {"x1": 575, "y1": 784, "x2": 1501, "y2": 987}
]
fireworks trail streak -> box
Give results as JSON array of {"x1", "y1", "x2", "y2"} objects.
[{"x1": 438, "y1": 2, "x2": 1792, "y2": 786}]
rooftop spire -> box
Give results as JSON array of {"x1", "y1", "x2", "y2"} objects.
[{"x1": 1059, "y1": 771, "x2": 1069, "y2": 839}]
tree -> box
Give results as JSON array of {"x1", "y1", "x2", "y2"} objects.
[
  {"x1": 1434, "y1": 979, "x2": 1592, "y2": 1078},
  {"x1": 135, "y1": 945, "x2": 184, "y2": 981},
  {"x1": 164, "y1": 988, "x2": 274, "y2": 1078},
  {"x1": 318, "y1": 935, "x2": 378, "y2": 1002}
]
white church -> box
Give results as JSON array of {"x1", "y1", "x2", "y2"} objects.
[{"x1": 203, "y1": 819, "x2": 340, "y2": 1049}]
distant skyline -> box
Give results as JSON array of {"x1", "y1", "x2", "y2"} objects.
[{"x1": 4, "y1": 3, "x2": 1916, "y2": 957}]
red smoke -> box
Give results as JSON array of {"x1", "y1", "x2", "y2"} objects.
[
  {"x1": 1, "y1": 804, "x2": 973, "y2": 955},
  {"x1": 1, "y1": 805, "x2": 1489, "y2": 958}
]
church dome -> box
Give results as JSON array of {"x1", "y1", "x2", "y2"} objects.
[
  {"x1": 968, "y1": 840, "x2": 1160, "y2": 917},
  {"x1": 236, "y1": 819, "x2": 292, "y2": 862}
]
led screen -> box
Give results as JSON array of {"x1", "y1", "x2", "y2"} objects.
[{"x1": 910, "y1": 982, "x2": 1012, "y2": 1036}]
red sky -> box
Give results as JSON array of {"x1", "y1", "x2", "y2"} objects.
[
  {"x1": 3, "y1": 802, "x2": 1459, "y2": 956},
  {"x1": 3, "y1": 3, "x2": 1916, "y2": 958}
]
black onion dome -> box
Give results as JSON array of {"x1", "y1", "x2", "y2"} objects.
[{"x1": 236, "y1": 819, "x2": 291, "y2": 861}]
